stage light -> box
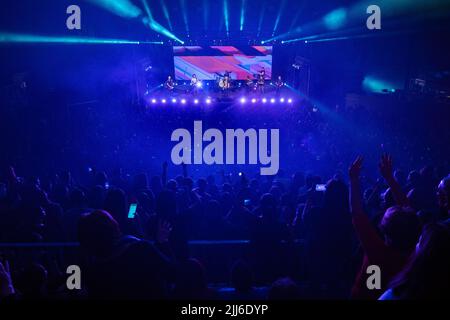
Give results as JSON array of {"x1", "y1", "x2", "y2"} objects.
[
  {"x1": 89, "y1": 0, "x2": 142, "y2": 19},
  {"x1": 262, "y1": 98, "x2": 267, "y2": 103},
  {"x1": 288, "y1": 98, "x2": 293, "y2": 104},
  {"x1": 280, "y1": 98, "x2": 285, "y2": 103},
  {"x1": 196, "y1": 81, "x2": 203, "y2": 88},
  {"x1": 251, "y1": 98, "x2": 257, "y2": 103},
  {"x1": 273, "y1": 0, "x2": 287, "y2": 36},
  {"x1": 179, "y1": 0, "x2": 190, "y2": 34},
  {"x1": 194, "y1": 99, "x2": 199, "y2": 104},
  {"x1": 161, "y1": 99, "x2": 167, "y2": 103},
  {"x1": 257, "y1": 1, "x2": 267, "y2": 37},
  {"x1": 323, "y1": 8, "x2": 347, "y2": 30},
  {"x1": 172, "y1": 98, "x2": 177, "y2": 103},
  {"x1": 0, "y1": 32, "x2": 141, "y2": 44},
  {"x1": 363, "y1": 76, "x2": 398, "y2": 93},
  {"x1": 223, "y1": 0, "x2": 229, "y2": 36},
  {"x1": 240, "y1": 0, "x2": 246, "y2": 31},
  {"x1": 206, "y1": 98, "x2": 212, "y2": 104},
  {"x1": 159, "y1": 0, "x2": 173, "y2": 31},
  {"x1": 151, "y1": 98, "x2": 157, "y2": 104},
  {"x1": 181, "y1": 99, "x2": 186, "y2": 104},
  {"x1": 240, "y1": 97, "x2": 246, "y2": 104},
  {"x1": 141, "y1": 0, "x2": 184, "y2": 44},
  {"x1": 270, "y1": 98, "x2": 276, "y2": 103}
]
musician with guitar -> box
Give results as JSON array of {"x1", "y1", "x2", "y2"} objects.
[
  {"x1": 274, "y1": 76, "x2": 284, "y2": 95},
  {"x1": 190, "y1": 74, "x2": 201, "y2": 94},
  {"x1": 165, "y1": 75, "x2": 175, "y2": 93}
]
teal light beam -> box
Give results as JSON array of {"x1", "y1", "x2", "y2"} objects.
[
  {"x1": 240, "y1": 0, "x2": 246, "y2": 31},
  {"x1": 0, "y1": 32, "x2": 165, "y2": 44},
  {"x1": 141, "y1": 0, "x2": 184, "y2": 44},
  {"x1": 272, "y1": 0, "x2": 287, "y2": 36},
  {"x1": 224, "y1": 0, "x2": 229, "y2": 36},
  {"x1": 257, "y1": 1, "x2": 267, "y2": 38},
  {"x1": 159, "y1": 0, "x2": 173, "y2": 31},
  {"x1": 180, "y1": 0, "x2": 190, "y2": 35},
  {"x1": 87, "y1": 0, "x2": 142, "y2": 18}
]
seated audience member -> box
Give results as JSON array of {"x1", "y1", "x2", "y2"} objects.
[
  {"x1": 349, "y1": 156, "x2": 421, "y2": 299},
  {"x1": 380, "y1": 222, "x2": 450, "y2": 299},
  {"x1": 78, "y1": 210, "x2": 173, "y2": 299}
]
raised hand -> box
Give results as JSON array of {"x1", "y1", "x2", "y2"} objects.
[
  {"x1": 349, "y1": 156, "x2": 364, "y2": 181},
  {"x1": 379, "y1": 154, "x2": 409, "y2": 206},
  {"x1": 379, "y1": 153, "x2": 394, "y2": 181}
]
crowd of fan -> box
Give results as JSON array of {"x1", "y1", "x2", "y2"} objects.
[{"x1": 0, "y1": 155, "x2": 449, "y2": 300}]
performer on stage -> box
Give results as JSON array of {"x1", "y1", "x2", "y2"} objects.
[
  {"x1": 257, "y1": 69, "x2": 265, "y2": 94},
  {"x1": 246, "y1": 75, "x2": 255, "y2": 93},
  {"x1": 190, "y1": 74, "x2": 200, "y2": 94},
  {"x1": 165, "y1": 75, "x2": 175, "y2": 93},
  {"x1": 219, "y1": 72, "x2": 231, "y2": 92},
  {"x1": 275, "y1": 75, "x2": 284, "y2": 95}
]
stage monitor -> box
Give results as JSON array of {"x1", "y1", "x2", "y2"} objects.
[{"x1": 173, "y1": 46, "x2": 272, "y2": 80}]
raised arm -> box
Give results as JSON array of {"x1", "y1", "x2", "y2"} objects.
[
  {"x1": 349, "y1": 156, "x2": 365, "y2": 216},
  {"x1": 379, "y1": 154, "x2": 409, "y2": 207},
  {"x1": 349, "y1": 156, "x2": 386, "y2": 260}
]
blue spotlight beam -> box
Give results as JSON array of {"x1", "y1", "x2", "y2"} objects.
[
  {"x1": 0, "y1": 32, "x2": 146, "y2": 44},
  {"x1": 240, "y1": 0, "x2": 246, "y2": 31},
  {"x1": 272, "y1": 0, "x2": 287, "y2": 36},
  {"x1": 266, "y1": 0, "x2": 450, "y2": 44},
  {"x1": 223, "y1": 0, "x2": 229, "y2": 36},
  {"x1": 203, "y1": 0, "x2": 209, "y2": 31},
  {"x1": 88, "y1": 0, "x2": 142, "y2": 18},
  {"x1": 159, "y1": 0, "x2": 173, "y2": 31},
  {"x1": 257, "y1": 1, "x2": 267, "y2": 38},
  {"x1": 180, "y1": 0, "x2": 190, "y2": 35},
  {"x1": 141, "y1": 0, "x2": 184, "y2": 44}
]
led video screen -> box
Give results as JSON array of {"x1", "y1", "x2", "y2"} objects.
[{"x1": 173, "y1": 46, "x2": 272, "y2": 80}]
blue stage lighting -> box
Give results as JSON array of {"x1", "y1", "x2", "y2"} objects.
[
  {"x1": 194, "y1": 99, "x2": 199, "y2": 104},
  {"x1": 172, "y1": 98, "x2": 177, "y2": 103},
  {"x1": 240, "y1": 97, "x2": 246, "y2": 103},
  {"x1": 151, "y1": 98, "x2": 157, "y2": 103},
  {"x1": 251, "y1": 98, "x2": 257, "y2": 103},
  {"x1": 262, "y1": 98, "x2": 267, "y2": 103},
  {"x1": 206, "y1": 98, "x2": 212, "y2": 104},
  {"x1": 270, "y1": 98, "x2": 276, "y2": 103},
  {"x1": 161, "y1": 99, "x2": 167, "y2": 103},
  {"x1": 181, "y1": 98, "x2": 186, "y2": 104},
  {"x1": 280, "y1": 98, "x2": 285, "y2": 103},
  {"x1": 288, "y1": 98, "x2": 293, "y2": 104}
]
